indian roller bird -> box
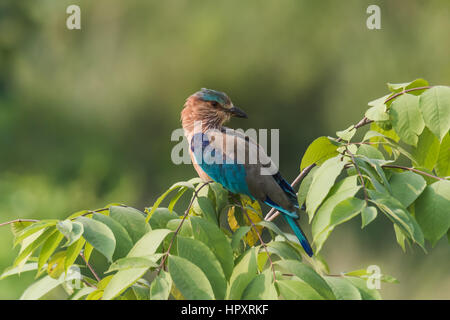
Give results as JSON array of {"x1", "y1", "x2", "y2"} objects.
[{"x1": 181, "y1": 88, "x2": 313, "y2": 257}]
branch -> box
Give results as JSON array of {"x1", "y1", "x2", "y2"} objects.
[
  {"x1": 0, "y1": 219, "x2": 39, "y2": 227},
  {"x1": 382, "y1": 165, "x2": 445, "y2": 181},
  {"x1": 79, "y1": 251, "x2": 101, "y2": 283},
  {"x1": 157, "y1": 181, "x2": 212, "y2": 274},
  {"x1": 383, "y1": 86, "x2": 434, "y2": 104}
]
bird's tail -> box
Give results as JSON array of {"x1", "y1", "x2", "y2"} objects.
[{"x1": 281, "y1": 214, "x2": 314, "y2": 257}]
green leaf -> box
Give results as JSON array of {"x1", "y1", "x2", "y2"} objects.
[
  {"x1": 109, "y1": 206, "x2": 150, "y2": 244},
  {"x1": 227, "y1": 248, "x2": 258, "y2": 299},
  {"x1": 148, "y1": 208, "x2": 179, "y2": 230},
  {"x1": 20, "y1": 266, "x2": 82, "y2": 300},
  {"x1": 145, "y1": 181, "x2": 196, "y2": 222},
  {"x1": 415, "y1": 180, "x2": 450, "y2": 246},
  {"x1": 346, "y1": 277, "x2": 382, "y2": 300},
  {"x1": 329, "y1": 198, "x2": 366, "y2": 227},
  {"x1": 266, "y1": 241, "x2": 303, "y2": 261},
  {"x1": 64, "y1": 237, "x2": 86, "y2": 274},
  {"x1": 106, "y1": 257, "x2": 158, "y2": 273},
  {"x1": 387, "y1": 78, "x2": 429, "y2": 93},
  {"x1": 311, "y1": 175, "x2": 360, "y2": 252},
  {"x1": 368, "y1": 190, "x2": 425, "y2": 249},
  {"x1": 306, "y1": 156, "x2": 347, "y2": 217},
  {"x1": 37, "y1": 231, "x2": 64, "y2": 277},
  {"x1": 193, "y1": 196, "x2": 217, "y2": 225},
  {"x1": 231, "y1": 226, "x2": 251, "y2": 253},
  {"x1": 209, "y1": 182, "x2": 229, "y2": 215},
  {"x1": 14, "y1": 227, "x2": 56, "y2": 268},
  {"x1": 300, "y1": 137, "x2": 339, "y2": 170},
  {"x1": 411, "y1": 127, "x2": 441, "y2": 170},
  {"x1": 390, "y1": 94, "x2": 425, "y2": 146},
  {"x1": 276, "y1": 260, "x2": 335, "y2": 299},
  {"x1": 168, "y1": 255, "x2": 214, "y2": 300},
  {"x1": 336, "y1": 125, "x2": 356, "y2": 142},
  {"x1": 242, "y1": 269, "x2": 278, "y2": 300},
  {"x1": 76, "y1": 216, "x2": 116, "y2": 262},
  {"x1": 93, "y1": 213, "x2": 133, "y2": 261},
  {"x1": 57, "y1": 220, "x2": 84, "y2": 247},
  {"x1": 366, "y1": 104, "x2": 389, "y2": 122},
  {"x1": 166, "y1": 218, "x2": 193, "y2": 238},
  {"x1": 361, "y1": 206, "x2": 378, "y2": 228},
  {"x1": 356, "y1": 144, "x2": 384, "y2": 160},
  {"x1": 10, "y1": 221, "x2": 34, "y2": 237},
  {"x1": 14, "y1": 219, "x2": 59, "y2": 246},
  {"x1": 150, "y1": 270, "x2": 172, "y2": 300},
  {"x1": 277, "y1": 279, "x2": 323, "y2": 300},
  {"x1": 324, "y1": 276, "x2": 361, "y2": 300},
  {"x1": 420, "y1": 86, "x2": 450, "y2": 141},
  {"x1": 1, "y1": 263, "x2": 38, "y2": 280},
  {"x1": 190, "y1": 216, "x2": 234, "y2": 280},
  {"x1": 102, "y1": 229, "x2": 172, "y2": 300},
  {"x1": 127, "y1": 228, "x2": 172, "y2": 257},
  {"x1": 176, "y1": 236, "x2": 227, "y2": 300},
  {"x1": 436, "y1": 133, "x2": 450, "y2": 177},
  {"x1": 297, "y1": 166, "x2": 317, "y2": 208},
  {"x1": 388, "y1": 171, "x2": 427, "y2": 208}
]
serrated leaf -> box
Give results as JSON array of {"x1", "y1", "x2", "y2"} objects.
[
  {"x1": 76, "y1": 216, "x2": 116, "y2": 262},
  {"x1": 168, "y1": 255, "x2": 214, "y2": 300},
  {"x1": 415, "y1": 180, "x2": 450, "y2": 246}
]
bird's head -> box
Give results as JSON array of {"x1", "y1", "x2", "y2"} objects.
[{"x1": 181, "y1": 88, "x2": 247, "y2": 133}]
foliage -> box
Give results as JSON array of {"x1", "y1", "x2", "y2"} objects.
[{"x1": 1, "y1": 79, "x2": 449, "y2": 300}]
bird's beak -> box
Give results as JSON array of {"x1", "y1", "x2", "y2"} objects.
[{"x1": 229, "y1": 105, "x2": 248, "y2": 119}]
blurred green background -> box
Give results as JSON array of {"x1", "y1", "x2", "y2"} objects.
[{"x1": 0, "y1": 0, "x2": 449, "y2": 299}]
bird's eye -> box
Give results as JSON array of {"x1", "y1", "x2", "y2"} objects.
[{"x1": 211, "y1": 101, "x2": 219, "y2": 107}]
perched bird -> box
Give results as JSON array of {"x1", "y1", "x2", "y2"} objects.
[{"x1": 181, "y1": 88, "x2": 313, "y2": 257}]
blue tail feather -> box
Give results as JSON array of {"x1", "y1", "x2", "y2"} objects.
[{"x1": 282, "y1": 214, "x2": 313, "y2": 257}]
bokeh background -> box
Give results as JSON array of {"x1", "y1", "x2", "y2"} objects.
[{"x1": 0, "y1": 0, "x2": 449, "y2": 299}]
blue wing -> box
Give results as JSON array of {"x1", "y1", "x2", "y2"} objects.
[{"x1": 190, "y1": 132, "x2": 253, "y2": 197}]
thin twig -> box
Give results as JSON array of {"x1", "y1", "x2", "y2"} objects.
[
  {"x1": 382, "y1": 165, "x2": 445, "y2": 181},
  {"x1": 157, "y1": 181, "x2": 212, "y2": 274},
  {"x1": 0, "y1": 219, "x2": 39, "y2": 227},
  {"x1": 79, "y1": 252, "x2": 101, "y2": 283},
  {"x1": 384, "y1": 86, "x2": 434, "y2": 104}
]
